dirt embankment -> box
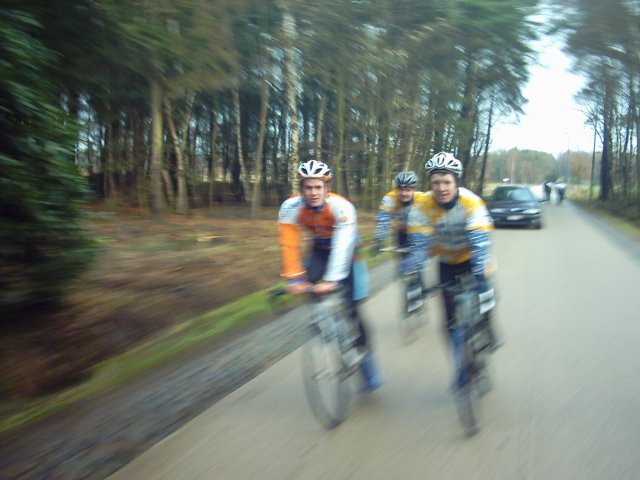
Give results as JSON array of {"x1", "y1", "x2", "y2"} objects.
[{"x1": 0, "y1": 205, "x2": 375, "y2": 399}]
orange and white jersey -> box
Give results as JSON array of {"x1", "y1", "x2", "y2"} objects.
[{"x1": 278, "y1": 193, "x2": 358, "y2": 282}]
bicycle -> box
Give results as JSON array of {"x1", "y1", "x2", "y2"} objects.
[
  {"x1": 270, "y1": 287, "x2": 367, "y2": 429},
  {"x1": 423, "y1": 274, "x2": 495, "y2": 437},
  {"x1": 380, "y1": 246, "x2": 427, "y2": 344}
]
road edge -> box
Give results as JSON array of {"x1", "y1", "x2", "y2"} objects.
[{"x1": 0, "y1": 260, "x2": 397, "y2": 480}]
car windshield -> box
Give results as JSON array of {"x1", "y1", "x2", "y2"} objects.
[{"x1": 491, "y1": 187, "x2": 535, "y2": 202}]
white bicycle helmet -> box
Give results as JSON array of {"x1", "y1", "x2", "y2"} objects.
[
  {"x1": 297, "y1": 160, "x2": 332, "y2": 181},
  {"x1": 394, "y1": 171, "x2": 418, "y2": 188},
  {"x1": 425, "y1": 152, "x2": 463, "y2": 178}
]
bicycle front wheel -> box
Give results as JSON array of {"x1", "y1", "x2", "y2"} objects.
[
  {"x1": 301, "y1": 326, "x2": 350, "y2": 429},
  {"x1": 399, "y1": 277, "x2": 425, "y2": 344}
]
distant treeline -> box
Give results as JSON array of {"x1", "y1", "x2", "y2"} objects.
[
  {"x1": 2, "y1": 1, "x2": 639, "y2": 311},
  {"x1": 5, "y1": 0, "x2": 543, "y2": 216}
]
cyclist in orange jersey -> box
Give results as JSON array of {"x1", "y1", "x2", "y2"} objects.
[{"x1": 278, "y1": 160, "x2": 383, "y2": 390}]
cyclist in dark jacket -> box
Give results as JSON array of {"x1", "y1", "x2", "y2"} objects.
[{"x1": 555, "y1": 181, "x2": 566, "y2": 204}]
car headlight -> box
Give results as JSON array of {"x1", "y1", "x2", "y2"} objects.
[
  {"x1": 523, "y1": 208, "x2": 541, "y2": 214},
  {"x1": 490, "y1": 208, "x2": 506, "y2": 213}
]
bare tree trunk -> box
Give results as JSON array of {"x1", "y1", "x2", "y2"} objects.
[
  {"x1": 115, "y1": 117, "x2": 126, "y2": 194},
  {"x1": 301, "y1": 93, "x2": 311, "y2": 159},
  {"x1": 232, "y1": 84, "x2": 250, "y2": 202},
  {"x1": 410, "y1": 120, "x2": 431, "y2": 175},
  {"x1": 600, "y1": 79, "x2": 614, "y2": 201},
  {"x1": 271, "y1": 115, "x2": 281, "y2": 200},
  {"x1": 221, "y1": 109, "x2": 231, "y2": 203},
  {"x1": 335, "y1": 72, "x2": 346, "y2": 196},
  {"x1": 133, "y1": 113, "x2": 147, "y2": 210},
  {"x1": 150, "y1": 81, "x2": 164, "y2": 214},
  {"x1": 634, "y1": 83, "x2": 640, "y2": 202},
  {"x1": 362, "y1": 105, "x2": 375, "y2": 211},
  {"x1": 622, "y1": 113, "x2": 632, "y2": 199},
  {"x1": 457, "y1": 58, "x2": 479, "y2": 185},
  {"x1": 251, "y1": 78, "x2": 270, "y2": 217},
  {"x1": 316, "y1": 93, "x2": 326, "y2": 162},
  {"x1": 161, "y1": 169, "x2": 176, "y2": 207},
  {"x1": 477, "y1": 96, "x2": 494, "y2": 198},
  {"x1": 343, "y1": 117, "x2": 350, "y2": 199},
  {"x1": 278, "y1": 108, "x2": 289, "y2": 197},
  {"x1": 278, "y1": 2, "x2": 300, "y2": 191},
  {"x1": 103, "y1": 122, "x2": 114, "y2": 198},
  {"x1": 589, "y1": 114, "x2": 598, "y2": 204},
  {"x1": 209, "y1": 103, "x2": 219, "y2": 213},
  {"x1": 376, "y1": 74, "x2": 395, "y2": 198},
  {"x1": 164, "y1": 91, "x2": 195, "y2": 215},
  {"x1": 623, "y1": 77, "x2": 637, "y2": 200},
  {"x1": 403, "y1": 79, "x2": 421, "y2": 171},
  {"x1": 188, "y1": 117, "x2": 202, "y2": 208}
]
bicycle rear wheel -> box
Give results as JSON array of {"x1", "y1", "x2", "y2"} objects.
[
  {"x1": 454, "y1": 386, "x2": 479, "y2": 437},
  {"x1": 301, "y1": 325, "x2": 350, "y2": 429},
  {"x1": 451, "y1": 332, "x2": 481, "y2": 437},
  {"x1": 471, "y1": 314, "x2": 493, "y2": 397},
  {"x1": 453, "y1": 291, "x2": 482, "y2": 437}
]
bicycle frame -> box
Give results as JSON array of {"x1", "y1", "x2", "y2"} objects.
[
  {"x1": 307, "y1": 291, "x2": 361, "y2": 373},
  {"x1": 294, "y1": 288, "x2": 366, "y2": 429},
  {"x1": 380, "y1": 246, "x2": 427, "y2": 342},
  {"x1": 423, "y1": 273, "x2": 493, "y2": 436},
  {"x1": 427, "y1": 275, "x2": 490, "y2": 379}
]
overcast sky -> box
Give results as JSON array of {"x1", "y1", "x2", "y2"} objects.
[{"x1": 490, "y1": 36, "x2": 597, "y2": 156}]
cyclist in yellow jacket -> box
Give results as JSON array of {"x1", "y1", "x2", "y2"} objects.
[
  {"x1": 372, "y1": 171, "x2": 427, "y2": 310},
  {"x1": 372, "y1": 171, "x2": 426, "y2": 254},
  {"x1": 406, "y1": 152, "x2": 500, "y2": 350}
]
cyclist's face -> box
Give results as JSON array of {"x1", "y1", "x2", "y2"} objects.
[
  {"x1": 430, "y1": 173, "x2": 457, "y2": 204},
  {"x1": 397, "y1": 186, "x2": 414, "y2": 203},
  {"x1": 301, "y1": 178, "x2": 328, "y2": 207}
]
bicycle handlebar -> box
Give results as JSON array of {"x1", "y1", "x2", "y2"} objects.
[
  {"x1": 380, "y1": 246, "x2": 411, "y2": 254},
  {"x1": 268, "y1": 283, "x2": 344, "y2": 300},
  {"x1": 412, "y1": 273, "x2": 479, "y2": 299}
]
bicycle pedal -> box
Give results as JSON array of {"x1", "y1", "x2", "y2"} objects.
[
  {"x1": 407, "y1": 299, "x2": 423, "y2": 313},
  {"x1": 341, "y1": 348, "x2": 366, "y2": 370},
  {"x1": 407, "y1": 287, "x2": 422, "y2": 300},
  {"x1": 338, "y1": 334, "x2": 358, "y2": 353}
]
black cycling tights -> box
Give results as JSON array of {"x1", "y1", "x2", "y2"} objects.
[{"x1": 438, "y1": 260, "x2": 473, "y2": 336}]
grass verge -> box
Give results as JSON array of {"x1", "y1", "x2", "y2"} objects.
[
  {"x1": 0, "y1": 286, "x2": 301, "y2": 436},
  {"x1": 572, "y1": 199, "x2": 640, "y2": 242},
  {"x1": 0, "y1": 244, "x2": 385, "y2": 437}
]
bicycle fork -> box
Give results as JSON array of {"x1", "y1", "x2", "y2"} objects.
[
  {"x1": 336, "y1": 317, "x2": 365, "y2": 374},
  {"x1": 450, "y1": 327, "x2": 469, "y2": 390}
]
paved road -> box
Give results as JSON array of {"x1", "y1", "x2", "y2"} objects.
[{"x1": 110, "y1": 202, "x2": 640, "y2": 480}]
